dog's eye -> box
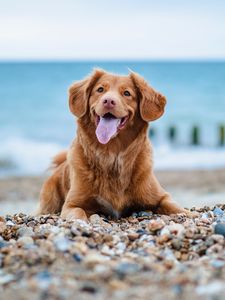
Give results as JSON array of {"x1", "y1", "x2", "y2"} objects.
[
  {"x1": 97, "y1": 87, "x2": 104, "y2": 93},
  {"x1": 124, "y1": 90, "x2": 131, "y2": 97}
]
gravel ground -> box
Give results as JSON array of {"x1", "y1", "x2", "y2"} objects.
[{"x1": 0, "y1": 206, "x2": 225, "y2": 300}]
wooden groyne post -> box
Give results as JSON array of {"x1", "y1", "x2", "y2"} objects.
[
  {"x1": 168, "y1": 126, "x2": 177, "y2": 143},
  {"x1": 191, "y1": 126, "x2": 200, "y2": 145},
  {"x1": 219, "y1": 125, "x2": 225, "y2": 146}
]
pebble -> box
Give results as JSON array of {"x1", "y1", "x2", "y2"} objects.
[
  {"x1": 0, "y1": 237, "x2": 7, "y2": 249},
  {"x1": 84, "y1": 253, "x2": 109, "y2": 267},
  {"x1": 116, "y1": 242, "x2": 126, "y2": 252},
  {"x1": 211, "y1": 259, "x2": 225, "y2": 268},
  {"x1": 17, "y1": 226, "x2": 34, "y2": 237},
  {"x1": 127, "y1": 232, "x2": 139, "y2": 241},
  {"x1": 115, "y1": 262, "x2": 141, "y2": 276},
  {"x1": 214, "y1": 223, "x2": 225, "y2": 237},
  {"x1": 89, "y1": 214, "x2": 103, "y2": 224},
  {"x1": 80, "y1": 281, "x2": 98, "y2": 293},
  {"x1": 136, "y1": 211, "x2": 152, "y2": 218},
  {"x1": 161, "y1": 224, "x2": 185, "y2": 238},
  {"x1": 210, "y1": 234, "x2": 224, "y2": 244},
  {"x1": 148, "y1": 219, "x2": 165, "y2": 232},
  {"x1": 101, "y1": 245, "x2": 115, "y2": 256},
  {"x1": 17, "y1": 236, "x2": 34, "y2": 247},
  {"x1": 5, "y1": 220, "x2": 15, "y2": 226},
  {"x1": 196, "y1": 281, "x2": 225, "y2": 295},
  {"x1": 201, "y1": 212, "x2": 209, "y2": 219},
  {"x1": 53, "y1": 236, "x2": 70, "y2": 252},
  {"x1": 0, "y1": 273, "x2": 15, "y2": 285},
  {"x1": 89, "y1": 214, "x2": 112, "y2": 229},
  {"x1": 171, "y1": 239, "x2": 182, "y2": 250},
  {"x1": 35, "y1": 270, "x2": 52, "y2": 289},
  {"x1": 213, "y1": 207, "x2": 224, "y2": 217},
  {"x1": 73, "y1": 253, "x2": 83, "y2": 262},
  {"x1": 136, "y1": 229, "x2": 147, "y2": 235}
]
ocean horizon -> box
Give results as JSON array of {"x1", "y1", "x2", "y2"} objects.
[{"x1": 0, "y1": 61, "x2": 225, "y2": 176}]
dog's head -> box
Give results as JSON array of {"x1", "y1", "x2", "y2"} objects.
[{"x1": 69, "y1": 69, "x2": 166, "y2": 145}]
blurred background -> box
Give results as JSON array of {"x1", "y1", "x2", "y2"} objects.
[{"x1": 0, "y1": 0, "x2": 224, "y2": 213}]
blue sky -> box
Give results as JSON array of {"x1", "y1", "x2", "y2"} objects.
[{"x1": 0, "y1": 0, "x2": 224, "y2": 60}]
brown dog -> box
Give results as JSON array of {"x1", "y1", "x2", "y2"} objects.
[{"x1": 39, "y1": 69, "x2": 190, "y2": 221}]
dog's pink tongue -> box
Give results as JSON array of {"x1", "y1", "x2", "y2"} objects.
[{"x1": 96, "y1": 116, "x2": 120, "y2": 144}]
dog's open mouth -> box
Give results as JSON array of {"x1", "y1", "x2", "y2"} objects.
[{"x1": 95, "y1": 112, "x2": 129, "y2": 144}]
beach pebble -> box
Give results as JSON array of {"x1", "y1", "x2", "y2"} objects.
[
  {"x1": 71, "y1": 225, "x2": 81, "y2": 236},
  {"x1": 115, "y1": 262, "x2": 141, "y2": 276},
  {"x1": 136, "y1": 211, "x2": 152, "y2": 218},
  {"x1": 53, "y1": 236, "x2": 70, "y2": 252},
  {"x1": 0, "y1": 237, "x2": 7, "y2": 248},
  {"x1": 72, "y1": 253, "x2": 83, "y2": 262},
  {"x1": 131, "y1": 212, "x2": 138, "y2": 218},
  {"x1": 17, "y1": 226, "x2": 34, "y2": 237},
  {"x1": 89, "y1": 214, "x2": 103, "y2": 224},
  {"x1": 84, "y1": 253, "x2": 109, "y2": 267},
  {"x1": 35, "y1": 270, "x2": 52, "y2": 289},
  {"x1": 0, "y1": 273, "x2": 15, "y2": 285},
  {"x1": 148, "y1": 219, "x2": 165, "y2": 232},
  {"x1": 201, "y1": 212, "x2": 209, "y2": 219},
  {"x1": 213, "y1": 207, "x2": 224, "y2": 217},
  {"x1": 196, "y1": 281, "x2": 225, "y2": 295},
  {"x1": 214, "y1": 223, "x2": 225, "y2": 237},
  {"x1": 218, "y1": 216, "x2": 225, "y2": 223},
  {"x1": 5, "y1": 220, "x2": 15, "y2": 226},
  {"x1": 211, "y1": 259, "x2": 225, "y2": 268},
  {"x1": 171, "y1": 239, "x2": 182, "y2": 250},
  {"x1": 94, "y1": 264, "x2": 112, "y2": 278},
  {"x1": 127, "y1": 232, "x2": 139, "y2": 241},
  {"x1": 36, "y1": 224, "x2": 54, "y2": 236},
  {"x1": 161, "y1": 224, "x2": 185, "y2": 238},
  {"x1": 17, "y1": 236, "x2": 34, "y2": 247},
  {"x1": 162, "y1": 248, "x2": 177, "y2": 262},
  {"x1": 210, "y1": 234, "x2": 224, "y2": 244},
  {"x1": 0, "y1": 221, "x2": 6, "y2": 233},
  {"x1": 101, "y1": 245, "x2": 115, "y2": 256},
  {"x1": 157, "y1": 234, "x2": 170, "y2": 244},
  {"x1": 89, "y1": 214, "x2": 111, "y2": 228},
  {"x1": 80, "y1": 281, "x2": 98, "y2": 293},
  {"x1": 136, "y1": 228, "x2": 147, "y2": 235}
]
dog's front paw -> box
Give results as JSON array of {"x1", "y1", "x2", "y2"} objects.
[{"x1": 61, "y1": 207, "x2": 89, "y2": 222}]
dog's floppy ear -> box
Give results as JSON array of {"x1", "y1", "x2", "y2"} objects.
[
  {"x1": 69, "y1": 69, "x2": 105, "y2": 117},
  {"x1": 130, "y1": 72, "x2": 166, "y2": 122}
]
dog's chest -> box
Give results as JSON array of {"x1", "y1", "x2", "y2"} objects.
[
  {"x1": 91, "y1": 151, "x2": 131, "y2": 190},
  {"x1": 86, "y1": 149, "x2": 135, "y2": 216}
]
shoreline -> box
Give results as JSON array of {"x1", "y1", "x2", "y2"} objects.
[{"x1": 0, "y1": 169, "x2": 224, "y2": 216}]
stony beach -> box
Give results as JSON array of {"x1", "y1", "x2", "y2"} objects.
[{"x1": 0, "y1": 205, "x2": 225, "y2": 300}]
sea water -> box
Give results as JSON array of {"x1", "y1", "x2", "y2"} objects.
[{"x1": 0, "y1": 61, "x2": 224, "y2": 176}]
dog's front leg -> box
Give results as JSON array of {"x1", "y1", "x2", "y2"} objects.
[
  {"x1": 137, "y1": 172, "x2": 193, "y2": 217},
  {"x1": 61, "y1": 189, "x2": 89, "y2": 221},
  {"x1": 154, "y1": 192, "x2": 187, "y2": 215}
]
